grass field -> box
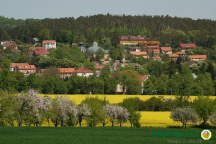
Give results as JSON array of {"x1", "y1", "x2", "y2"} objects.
[{"x1": 0, "y1": 127, "x2": 215, "y2": 144}]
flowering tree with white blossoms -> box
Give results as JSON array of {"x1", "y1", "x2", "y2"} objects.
[
  {"x1": 104, "y1": 104, "x2": 130, "y2": 127},
  {"x1": 77, "y1": 103, "x2": 91, "y2": 127},
  {"x1": 21, "y1": 89, "x2": 45, "y2": 126},
  {"x1": 49, "y1": 96, "x2": 78, "y2": 127},
  {"x1": 42, "y1": 96, "x2": 52, "y2": 126}
]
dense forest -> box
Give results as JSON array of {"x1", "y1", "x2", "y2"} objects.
[{"x1": 1, "y1": 14, "x2": 216, "y2": 48}]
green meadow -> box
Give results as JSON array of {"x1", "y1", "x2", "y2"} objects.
[{"x1": 0, "y1": 127, "x2": 215, "y2": 144}]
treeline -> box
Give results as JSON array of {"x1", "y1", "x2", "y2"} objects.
[
  {"x1": 1, "y1": 89, "x2": 216, "y2": 128},
  {"x1": 1, "y1": 14, "x2": 216, "y2": 48},
  {"x1": 0, "y1": 89, "x2": 140, "y2": 127}
]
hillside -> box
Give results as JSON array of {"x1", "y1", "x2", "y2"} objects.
[{"x1": 1, "y1": 14, "x2": 216, "y2": 48}]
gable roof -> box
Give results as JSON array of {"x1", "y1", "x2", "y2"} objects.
[
  {"x1": 146, "y1": 46, "x2": 160, "y2": 49},
  {"x1": 73, "y1": 67, "x2": 93, "y2": 73},
  {"x1": 130, "y1": 51, "x2": 148, "y2": 56},
  {"x1": 189, "y1": 55, "x2": 207, "y2": 59},
  {"x1": 176, "y1": 51, "x2": 187, "y2": 55},
  {"x1": 137, "y1": 75, "x2": 148, "y2": 82},
  {"x1": 35, "y1": 47, "x2": 49, "y2": 55},
  {"x1": 42, "y1": 40, "x2": 56, "y2": 44},
  {"x1": 10, "y1": 63, "x2": 36, "y2": 70},
  {"x1": 29, "y1": 47, "x2": 49, "y2": 55},
  {"x1": 152, "y1": 56, "x2": 161, "y2": 59},
  {"x1": 169, "y1": 54, "x2": 179, "y2": 58},
  {"x1": 94, "y1": 65, "x2": 105, "y2": 70},
  {"x1": 58, "y1": 68, "x2": 75, "y2": 73},
  {"x1": 161, "y1": 47, "x2": 172, "y2": 51},
  {"x1": 180, "y1": 43, "x2": 196, "y2": 49}
]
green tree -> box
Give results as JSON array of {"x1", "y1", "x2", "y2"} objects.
[
  {"x1": 121, "y1": 98, "x2": 141, "y2": 127},
  {"x1": 193, "y1": 97, "x2": 216, "y2": 127},
  {"x1": 39, "y1": 28, "x2": 51, "y2": 41}
]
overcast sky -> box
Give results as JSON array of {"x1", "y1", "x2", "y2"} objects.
[{"x1": 0, "y1": 0, "x2": 216, "y2": 20}]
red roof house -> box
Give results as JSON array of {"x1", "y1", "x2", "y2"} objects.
[
  {"x1": 189, "y1": 55, "x2": 207, "y2": 61},
  {"x1": 73, "y1": 67, "x2": 94, "y2": 77},
  {"x1": 180, "y1": 43, "x2": 196, "y2": 51}
]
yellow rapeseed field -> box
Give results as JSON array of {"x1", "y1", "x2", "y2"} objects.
[
  {"x1": 40, "y1": 94, "x2": 215, "y2": 127},
  {"x1": 42, "y1": 111, "x2": 182, "y2": 127},
  {"x1": 41, "y1": 94, "x2": 216, "y2": 104}
]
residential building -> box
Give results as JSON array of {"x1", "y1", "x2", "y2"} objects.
[
  {"x1": 130, "y1": 51, "x2": 149, "y2": 58},
  {"x1": 10, "y1": 63, "x2": 36, "y2": 76},
  {"x1": 161, "y1": 47, "x2": 172, "y2": 54},
  {"x1": 120, "y1": 36, "x2": 160, "y2": 46},
  {"x1": 29, "y1": 47, "x2": 49, "y2": 56},
  {"x1": 42, "y1": 40, "x2": 56, "y2": 50},
  {"x1": 128, "y1": 47, "x2": 141, "y2": 52},
  {"x1": 144, "y1": 46, "x2": 160, "y2": 55},
  {"x1": 116, "y1": 75, "x2": 149, "y2": 94},
  {"x1": 175, "y1": 51, "x2": 187, "y2": 57},
  {"x1": 73, "y1": 66, "x2": 94, "y2": 77},
  {"x1": 1, "y1": 40, "x2": 18, "y2": 50},
  {"x1": 189, "y1": 55, "x2": 207, "y2": 62},
  {"x1": 152, "y1": 56, "x2": 161, "y2": 61},
  {"x1": 168, "y1": 54, "x2": 179, "y2": 60},
  {"x1": 180, "y1": 43, "x2": 196, "y2": 52},
  {"x1": 58, "y1": 68, "x2": 75, "y2": 79},
  {"x1": 94, "y1": 65, "x2": 105, "y2": 77},
  {"x1": 31, "y1": 38, "x2": 40, "y2": 45}
]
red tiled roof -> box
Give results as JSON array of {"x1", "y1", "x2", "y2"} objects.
[
  {"x1": 176, "y1": 51, "x2": 187, "y2": 55},
  {"x1": 169, "y1": 54, "x2": 179, "y2": 58},
  {"x1": 189, "y1": 55, "x2": 207, "y2": 59},
  {"x1": 146, "y1": 46, "x2": 160, "y2": 49},
  {"x1": 73, "y1": 67, "x2": 93, "y2": 73},
  {"x1": 161, "y1": 47, "x2": 172, "y2": 51},
  {"x1": 94, "y1": 65, "x2": 105, "y2": 70},
  {"x1": 58, "y1": 68, "x2": 75, "y2": 73},
  {"x1": 152, "y1": 56, "x2": 161, "y2": 59},
  {"x1": 137, "y1": 75, "x2": 148, "y2": 82},
  {"x1": 153, "y1": 49, "x2": 160, "y2": 54},
  {"x1": 35, "y1": 47, "x2": 49, "y2": 55},
  {"x1": 128, "y1": 47, "x2": 141, "y2": 49},
  {"x1": 180, "y1": 43, "x2": 196, "y2": 49},
  {"x1": 10, "y1": 63, "x2": 36, "y2": 70},
  {"x1": 130, "y1": 51, "x2": 148, "y2": 56},
  {"x1": 42, "y1": 40, "x2": 56, "y2": 44}
]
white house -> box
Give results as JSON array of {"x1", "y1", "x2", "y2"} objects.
[
  {"x1": 116, "y1": 75, "x2": 149, "y2": 94},
  {"x1": 73, "y1": 66, "x2": 94, "y2": 77},
  {"x1": 42, "y1": 40, "x2": 56, "y2": 50},
  {"x1": 10, "y1": 63, "x2": 36, "y2": 76}
]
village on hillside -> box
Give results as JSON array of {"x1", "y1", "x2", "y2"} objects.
[{"x1": 0, "y1": 35, "x2": 209, "y2": 95}]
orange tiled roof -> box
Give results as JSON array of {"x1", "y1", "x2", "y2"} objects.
[
  {"x1": 73, "y1": 67, "x2": 93, "y2": 73},
  {"x1": 180, "y1": 43, "x2": 196, "y2": 49},
  {"x1": 137, "y1": 75, "x2": 148, "y2": 82},
  {"x1": 58, "y1": 68, "x2": 75, "y2": 73},
  {"x1": 146, "y1": 46, "x2": 160, "y2": 49},
  {"x1": 152, "y1": 56, "x2": 161, "y2": 59},
  {"x1": 189, "y1": 55, "x2": 207, "y2": 59},
  {"x1": 176, "y1": 51, "x2": 186, "y2": 55},
  {"x1": 94, "y1": 65, "x2": 105, "y2": 70},
  {"x1": 42, "y1": 40, "x2": 56, "y2": 44},
  {"x1": 10, "y1": 63, "x2": 36, "y2": 70},
  {"x1": 161, "y1": 47, "x2": 172, "y2": 51},
  {"x1": 130, "y1": 51, "x2": 147, "y2": 56},
  {"x1": 169, "y1": 54, "x2": 179, "y2": 58}
]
